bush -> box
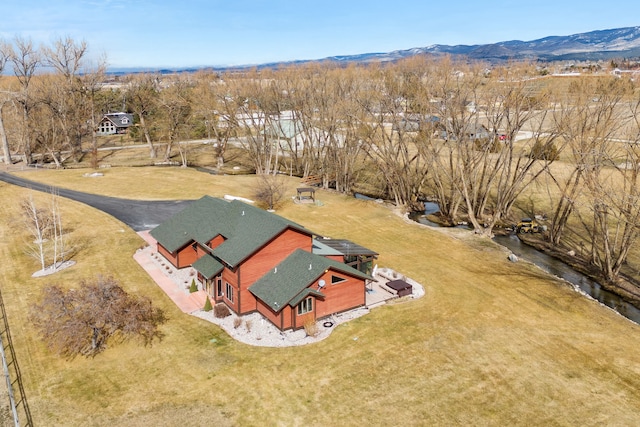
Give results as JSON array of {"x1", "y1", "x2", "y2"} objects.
[
  {"x1": 303, "y1": 318, "x2": 318, "y2": 337},
  {"x1": 233, "y1": 317, "x2": 243, "y2": 329},
  {"x1": 189, "y1": 279, "x2": 197, "y2": 293},
  {"x1": 213, "y1": 303, "x2": 231, "y2": 318},
  {"x1": 29, "y1": 275, "x2": 167, "y2": 358},
  {"x1": 203, "y1": 297, "x2": 212, "y2": 312},
  {"x1": 473, "y1": 137, "x2": 501, "y2": 153},
  {"x1": 254, "y1": 174, "x2": 287, "y2": 210},
  {"x1": 245, "y1": 320, "x2": 252, "y2": 332},
  {"x1": 529, "y1": 140, "x2": 559, "y2": 161}
]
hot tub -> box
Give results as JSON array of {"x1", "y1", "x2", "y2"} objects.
[{"x1": 385, "y1": 279, "x2": 413, "y2": 297}]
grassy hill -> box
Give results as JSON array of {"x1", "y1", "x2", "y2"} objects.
[{"x1": 2, "y1": 167, "x2": 639, "y2": 426}]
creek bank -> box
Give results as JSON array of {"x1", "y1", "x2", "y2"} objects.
[
  {"x1": 515, "y1": 233, "x2": 640, "y2": 310},
  {"x1": 409, "y1": 206, "x2": 640, "y2": 314}
]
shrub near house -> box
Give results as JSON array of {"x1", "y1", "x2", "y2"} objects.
[{"x1": 150, "y1": 196, "x2": 376, "y2": 330}]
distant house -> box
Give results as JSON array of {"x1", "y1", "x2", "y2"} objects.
[
  {"x1": 440, "y1": 124, "x2": 491, "y2": 141},
  {"x1": 392, "y1": 115, "x2": 440, "y2": 132},
  {"x1": 262, "y1": 118, "x2": 343, "y2": 153},
  {"x1": 263, "y1": 119, "x2": 306, "y2": 152},
  {"x1": 97, "y1": 112, "x2": 134, "y2": 135},
  {"x1": 150, "y1": 196, "x2": 377, "y2": 330}
]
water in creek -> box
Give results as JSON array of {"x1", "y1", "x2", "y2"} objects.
[
  {"x1": 409, "y1": 202, "x2": 444, "y2": 227},
  {"x1": 494, "y1": 234, "x2": 640, "y2": 324},
  {"x1": 409, "y1": 205, "x2": 640, "y2": 325}
]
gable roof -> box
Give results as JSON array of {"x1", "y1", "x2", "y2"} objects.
[
  {"x1": 150, "y1": 196, "x2": 311, "y2": 268},
  {"x1": 102, "y1": 112, "x2": 134, "y2": 128},
  {"x1": 192, "y1": 255, "x2": 224, "y2": 279},
  {"x1": 150, "y1": 196, "x2": 228, "y2": 253},
  {"x1": 249, "y1": 249, "x2": 371, "y2": 313}
]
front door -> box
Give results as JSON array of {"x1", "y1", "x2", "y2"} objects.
[{"x1": 216, "y1": 278, "x2": 223, "y2": 300}]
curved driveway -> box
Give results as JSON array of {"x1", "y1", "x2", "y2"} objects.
[{"x1": 0, "y1": 171, "x2": 192, "y2": 231}]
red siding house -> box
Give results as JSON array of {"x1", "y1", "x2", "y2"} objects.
[{"x1": 150, "y1": 196, "x2": 376, "y2": 330}]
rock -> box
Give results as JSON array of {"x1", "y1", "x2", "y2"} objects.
[
  {"x1": 508, "y1": 253, "x2": 519, "y2": 263},
  {"x1": 567, "y1": 250, "x2": 575, "y2": 257}
]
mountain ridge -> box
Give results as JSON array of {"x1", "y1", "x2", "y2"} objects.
[
  {"x1": 107, "y1": 26, "x2": 640, "y2": 74},
  {"x1": 328, "y1": 26, "x2": 640, "y2": 64}
]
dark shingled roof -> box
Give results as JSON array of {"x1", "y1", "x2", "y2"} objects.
[
  {"x1": 150, "y1": 196, "x2": 311, "y2": 268},
  {"x1": 103, "y1": 112, "x2": 134, "y2": 128},
  {"x1": 192, "y1": 255, "x2": 224, "y2": 279},
  {"x1": 313, "y1": 238, "x2": 378, "y2": 256},
  {"x1": 249, "y1": 249, "x2": 371, "y2": 312}
]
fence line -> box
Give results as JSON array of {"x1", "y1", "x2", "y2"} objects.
[{"x1": 0, "y1": 288, "x2": 33, "y2": 427}]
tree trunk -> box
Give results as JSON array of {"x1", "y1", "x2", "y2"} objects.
[
  {"x1": 139, "y1": 114, "x2": 156, "y2": 158},
  {"x1": 0, "y1": 104, "x2": 11, "y2": 165},
  {"x1": 163, "y1": 138, "x2": 173, "y2": 162},
  {"x1": 47, "y1": 148, "x2": 62, "y2": 169}
]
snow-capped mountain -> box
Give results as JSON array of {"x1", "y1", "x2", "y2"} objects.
[
  {"x1": 107, "y1": 27, "x2": 640, "y2": 75},
  {"x1": 322, "y1": 26, "x2": 640, "y2": 64}
]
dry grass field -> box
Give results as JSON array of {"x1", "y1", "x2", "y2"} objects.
[{"x1": 1, "y1": 167, "x2": 639, "y2": 426}]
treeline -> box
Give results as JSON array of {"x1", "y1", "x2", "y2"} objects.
[{"x1": 2, "y1": 37, "x2": 640, "y2": 286}]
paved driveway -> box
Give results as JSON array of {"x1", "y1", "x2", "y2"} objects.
[{"x1": 0, "y1": 171, "x2": 193, "y2": 231}]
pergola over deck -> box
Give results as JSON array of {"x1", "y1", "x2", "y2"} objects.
[
  {"x1": 313, "y1": 238, "x2": 378, "y2": 274},
  {"x1": 296, "y1": 187, "x2": 316, "y2": 203}
]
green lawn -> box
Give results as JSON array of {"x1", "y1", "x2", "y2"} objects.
[{"x1": 2, "y1": 167, "x2": 640, "y2": 426}]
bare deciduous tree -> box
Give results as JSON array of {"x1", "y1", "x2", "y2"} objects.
[
  {"x1": 21, "y1": 191, "x2": 69, "y2": 273},
  {"x1": 0, "y1": 41, "x2": 12, "y2": 165},
  {"x1": 42, "y1": 36, "x2": 87, "y2": 80},
  {"x1": 21, "y1": 194, "x2": 49, "y2": 271},
  {"x1": 30, "y1": 275, "x2": 167, "y2": 358},
  {"x1": 227, "y1": 71, "x2": 282, "y2": 174},
  {"x1": 192, "y1": 71, "x2": 236, "y2": 170},
  {"x1": 468, "y1": 65, "x2": 558, "y2": 236},
  {"x1": 125, "y1": 73, "x2": 160, "y2": 158},
  {"x1": 276, "y1": 64, "x2": 365, "y2": 191},
  {"x1": 80, "y1": 60, "x2": 108, "y2": 168},
  {"x1": 575, "y1": 88, "x2": 640, "y2": 282},
  {"x1": 359, "y1": 65, "x2": 431, "y2": 211},
  {"x1": 157, "y1": 78, "x2": 192, "y2": 165},
  {"x1": 0, "y1": 99, "x2": 11, "y2": 165},
  {"x1": 547, "y1": 77, "x2": 630, "y2": 245},
  {"x1": 6, "y1": 36, "x2": 40, "y2": 164},
  {"x1": 254, "y1": 174, "x2": 288, "y2": 210}
]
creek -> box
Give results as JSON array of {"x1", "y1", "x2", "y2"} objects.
[{"x1": 409, "y1": 206, "x2": 640, "y2": 325}]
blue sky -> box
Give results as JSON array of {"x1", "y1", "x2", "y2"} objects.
[{"x1": 1, "y1": 1, "x2": 639, "y2": 69}]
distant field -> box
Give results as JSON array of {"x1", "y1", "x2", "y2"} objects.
[{"x1": 1, "y1": 167, "x2": 639, "y2": 426}]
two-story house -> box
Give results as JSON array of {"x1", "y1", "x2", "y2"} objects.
[
  {"x1": 97, "y1": 112, "x2": 134, "y2": 135},
  {"x1": 150, "y1": 196, "x2": 376, "y2": 330}
]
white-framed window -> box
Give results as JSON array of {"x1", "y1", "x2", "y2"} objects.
[
  {"x1": 297, "y1": 297, "x2": 313, "y2": 315},
  {"x1": 226, "y1": 282, "x2": 234, "y2": 302}
]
